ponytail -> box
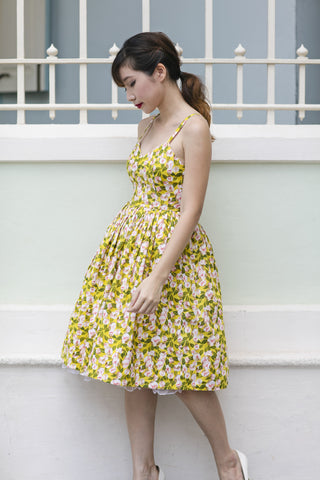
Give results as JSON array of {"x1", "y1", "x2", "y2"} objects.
[{"x1": 180, "y1": 71, "x2": 214, "y2": 141}]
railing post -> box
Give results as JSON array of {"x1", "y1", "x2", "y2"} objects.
[
  {"x1": 205, "y1": 0, "x2": 213, "y2": 106},
  {"x1": 296, "y1": 44, "x2": 308, "y2": 122},
  {"x1": 16, "y1": 0, "x2": 25, "y2": 124},
  {"x1": 46, "y1": 44, "x2": 58, "y2": 120},
  {"x1": 109, "y1": 43, "x2": 120, "y2": 120},
  {"x1": 142, "y1": 0, "x2": 150, "y2": 32},
  {"x1": 234, "y1": 44, "x2": 246, "y2": 120},
  {"x1": 79, "y1": 0, "x2": 88, "y2": 124},
  {"x1": 267, "y1": 0, "x2": 276, "y2": 124},
  {"x1": 141, "y1": 0, "x2": 150, "y2": 119}
]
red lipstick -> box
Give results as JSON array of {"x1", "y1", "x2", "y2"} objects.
[{"x1": 135, "y1": 103, "x2": 143, "y2": 109}]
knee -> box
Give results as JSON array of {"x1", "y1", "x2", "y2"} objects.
[
  {"x1": 176, "y1": 389, "x2": 216, "y2": 403},
  {"x1": 176, "y1": 390, "x2": 193, "y2": 402}
]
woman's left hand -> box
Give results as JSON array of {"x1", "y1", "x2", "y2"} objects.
[{"x1": 127, "y1": 273, "x2": 165, "y2": 314}]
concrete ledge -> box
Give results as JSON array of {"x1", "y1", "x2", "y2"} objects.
[
  {"x1": 0, "y1": 124, "x2": 320, "y2": 162},
  {"x1": 1, "y1": 353, "x2": 320, "y2": 367},
  {"x1": 1, "y1": 304, "x2": 319, "y2": 367}
]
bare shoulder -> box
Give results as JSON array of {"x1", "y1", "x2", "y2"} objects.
[
  {"x1": 182, "y1": 113, "x2": 212, "y2": 146},
  {"x1": 137, "y1": 116, "x2": 154, "y2": 138}
]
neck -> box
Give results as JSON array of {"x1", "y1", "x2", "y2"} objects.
[{"x1": 156, "y1": 81, "x2": 190, "y2": 123}]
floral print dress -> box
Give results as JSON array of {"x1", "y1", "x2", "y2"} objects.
[{"x1": 61, "y1": 113, "x2": 229, "y2": 393}]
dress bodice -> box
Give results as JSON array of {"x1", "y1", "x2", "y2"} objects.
[{"x1": 127, "y1": 113, "x2": 197, "y2": 211}]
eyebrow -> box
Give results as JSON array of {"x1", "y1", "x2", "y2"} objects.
[{"x1": 122, "y1": 75, "x2": 134, "y2": 83}]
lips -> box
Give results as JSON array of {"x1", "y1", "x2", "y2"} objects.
[{"x1": 135, "y1": 103, "x2": 143, "y2": 109}]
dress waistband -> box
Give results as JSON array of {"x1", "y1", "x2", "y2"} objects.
[{"x1": 128, "y1": 197, "x2": 180, "y2": 212}]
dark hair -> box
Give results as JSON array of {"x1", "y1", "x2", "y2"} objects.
[{"x1": 112, "y1": 32, "x2": 212, "y2": 128}]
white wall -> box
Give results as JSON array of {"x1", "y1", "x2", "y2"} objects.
[
  {"x1": 1, "y1": 365, "x2": 319, "y2": 480},
  {"x1": 1, "y1": 125, "x2": 320, "y2": 480},
  {"x1": 1, "y1": 125, "x2": 320, "y2": 304}
]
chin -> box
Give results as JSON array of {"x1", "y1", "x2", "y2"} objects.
[
  {"x1": 144, "y1": 107, "x2": 157, "y2": 115},
  {"x1": 140, "y1": 103, "x2": 156, "y2": 114}
]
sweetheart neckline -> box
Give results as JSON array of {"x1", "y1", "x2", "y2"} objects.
[{"x1": 136, "y1": 141, "x2": 185, "y2": 167}]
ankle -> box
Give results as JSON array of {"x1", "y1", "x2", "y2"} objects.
[
  {"x1": 133, "y1": 463, "x2": 158, "y2": 480},
  {"x1": 218, "y1": 449, "x2": 238, "y2": 472}
]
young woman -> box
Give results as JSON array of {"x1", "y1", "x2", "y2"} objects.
[{"x1": 61, "y1": 32, "x2": 249, "y2": 480}]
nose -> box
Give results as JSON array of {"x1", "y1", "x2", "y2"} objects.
[{"x1": 127, "y1": 92, "x2": 135, "y2": 102}]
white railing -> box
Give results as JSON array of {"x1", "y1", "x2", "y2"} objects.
[{"x1": 0, "y1": 0, "x2": 320, "y2": 125}]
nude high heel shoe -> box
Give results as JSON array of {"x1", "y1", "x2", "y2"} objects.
[
  {"x1": 235, "y1": 450, "x2": 249, "y2": 480},
  {"x1": 155, "y1": 465, "x2": 165, "y2": 480}
]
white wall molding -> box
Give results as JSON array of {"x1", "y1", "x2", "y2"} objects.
[
  {"x1": 1, "y1": 353, "x2": 320, "y2": 368},
  {"x1": 1, "y1": 304, "x2": 319, "y2": 367},
  {"x1": 1, "y1": 125, "x2": 320, "y2": 162}
]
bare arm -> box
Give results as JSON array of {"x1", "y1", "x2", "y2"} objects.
[{"x1": 128, "y1": 115, "x2": 212, "y2": 314}]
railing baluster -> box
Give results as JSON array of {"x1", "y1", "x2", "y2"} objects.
[
  {"x1": 205, "y1": 0, "x2": 213, "y2": 106},
  {"x1": 267, "y1": 0, "x2": 276, "y2": 124},
  {"x1": 141, "y1": 0, "x2": 150, "y2": 119},
  {"x1": 234, "y1": 44, "x2": 246, "y2": 120},
  {"x1": 109, "y1": 43, "x2": 120, "y2": 120},
  {"x1": 142, "y1": 0, "x2": 150, "y2": 32},
  {"x1": 79, "y1": 0, "x2": 88, "y2": 124},
  {"x1": 16, "y1": 0, "x2": 25, "y2": 124},
  {"x1": 296, "y1": 44, "x2": 308, "y2": 122},
  {"x1": 46, "y1": 44, "x2": 58, "y2": 120}
]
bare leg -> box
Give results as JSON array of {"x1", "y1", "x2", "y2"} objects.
[
  {"x1": 125, "y1": 388, "x2": 160, "y2": 480},
  {"x1": 176, "y1": 390, "x2": 244, "y2": 480}
]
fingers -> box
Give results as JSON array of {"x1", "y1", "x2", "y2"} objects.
[
  {"x1": 127, "y1": 290, "x2": 158, "y2": 314},
  {"x1": 127, "y1": 276, "x2": 162, "y2": 314},
  {"x1": 128, "y1": 288, "x2": 139, "y2": 309},
  {"x1": 127, "y1": 298, "x2": 156, "y2": 314},
  {"x1": 143, "y1": 302, "x2": 157, "y2": 315}
]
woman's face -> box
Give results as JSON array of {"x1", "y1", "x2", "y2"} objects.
[{"x1": 119, "y1": 64, "x2": 164, "y2": 114}]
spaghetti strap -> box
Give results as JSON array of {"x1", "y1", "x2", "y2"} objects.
[
  {"x1": 167, "y1": 113, "x2": 200, "y2": 144},
  {"x1": 138, "y1": 114, "x2": 160, "y2": 143}
]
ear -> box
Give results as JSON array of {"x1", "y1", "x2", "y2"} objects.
[{"x1": 153, "y1": 63, "x2": 167, "y2": 82}]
